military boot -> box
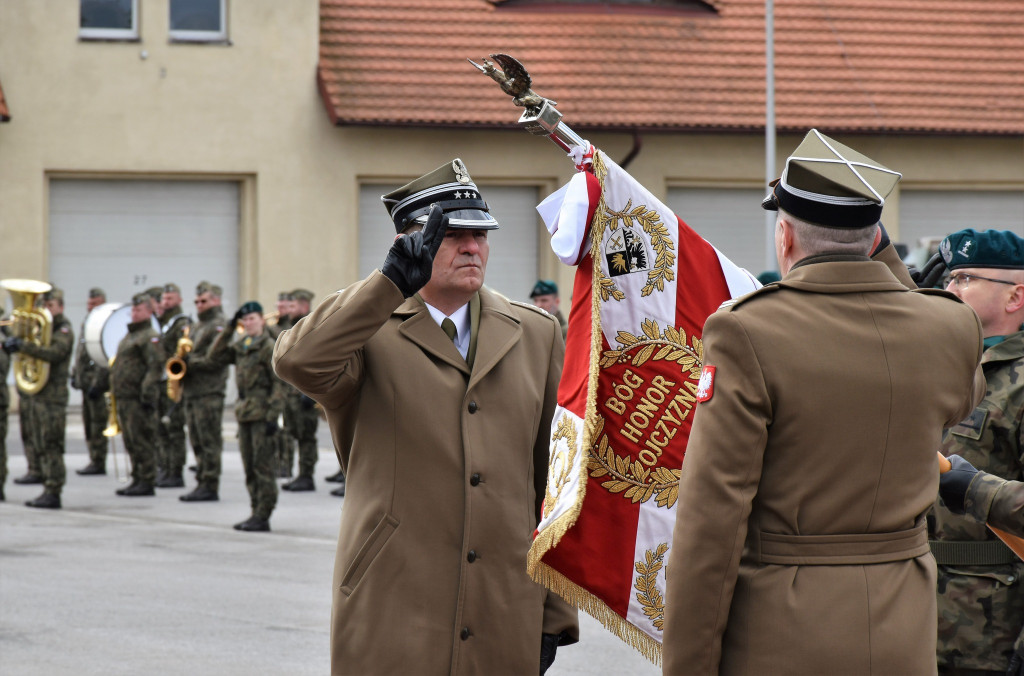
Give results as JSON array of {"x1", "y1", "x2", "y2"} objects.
[
  {"x1": 325, "y1": 470, "x2": 346, "y2": 483},
  {"x1": 179, "y1": 485, "x2": 219, "y2": 502},
  {"x1": 115, "y1": 480, "x2": 140, "y2": 496},
  {"x1": 236, "y1": 516, "x2": 271, "y2": 532},
  {"x1": 25, "y1": 492, "x2": 61, "y2": 509},
  {"x1": 76, "y1": 462, "x2": 107, "y2": 476},
  {"x1": 13, "y1": 472, "x2": 43, "y2": 485},
  {"x1": 282, "y1": 475, "x2": 315, "y2": 492},
  {"x1": 156, "y1": 473, "x2": 185, "y2": 488},
  {"x1": 330, "y1": 481, "x2": 346, "y2": 498},
  {"x1": 121, "y1": 482, "x2": 155, "y2": 497}
]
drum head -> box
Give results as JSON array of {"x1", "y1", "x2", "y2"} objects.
[{"x1": 84, "y1": 302, "x2": 160, "y2": 364}]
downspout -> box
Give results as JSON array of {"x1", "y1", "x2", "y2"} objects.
[{"x1": 618, "y1": 130, "x2": 643, "y2": 170}]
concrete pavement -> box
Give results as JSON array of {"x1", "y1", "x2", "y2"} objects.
[{"x1": 0, "y1": 410, "x2": 660, "y2": 675}]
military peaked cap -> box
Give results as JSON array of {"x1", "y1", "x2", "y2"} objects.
[
  {"x1": 530, "y1": 280, "x2": 559, "y2": 298},
  {"x1": 381, "y1": 158, "x2": 499, "y2": 234},
  {"x1": 941, "y1": 229, "x2": 1024, "y2": 270},
  {"x1": 762, "y1": 129, "x2": 902, "y2": 229}
]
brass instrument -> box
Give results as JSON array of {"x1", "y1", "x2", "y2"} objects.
[
  {"x1": 165, "y1": 325, "x2": 193, "y2": 402},
  {"x1": 1, "y1": 278, "x2": 54, "y2": 395},
  {"x1": 102, "y1": 357, "x2": 126, "y2": 482}
]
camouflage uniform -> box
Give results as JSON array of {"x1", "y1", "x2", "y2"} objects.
[
  {"x1": 0, "y1": 328, "x2": 9, "y2": 497},
  {"x1": 156, "y1": 304, "x2": 191, "y2": 481},
  {"x1": 963, "y1": 472, "x2": 1024, "y2": 539},
  {"x1": 17, "y1": 312, "x2": 74, "y2": 497},
  {"x1": 182, "y1": 304, "x2": 229, "y2": 492},
  {"x1": 202, "y1": 326, "x2": 284, "y2": 521},
  {"x1": 71, "y1": 320, "x2": 110, "y2": 468},
  {"x1": 18, "y1": 391, "x2": 38, "y2": 478},
  {"x1": 268, "y1": 312, "x2": 297, "y2": 475},
  {"x1": 282, "y1": 300, "x2": 319, "y2": 484},
  {"x1": 111, "y1": 319, "x2": 164, "y2": 486},
  {"x1": 933, "y1": 328, "x2": 1024, "y2": 673}
]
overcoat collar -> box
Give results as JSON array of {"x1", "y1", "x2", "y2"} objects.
[
  {"x1": 780, "y1": 254, "x2": 908, "y2": 294},
  {"x1": 393, "y1": 287, "x2": 522, "y2": 382}
]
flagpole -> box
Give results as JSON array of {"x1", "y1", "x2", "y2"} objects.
[{"x1": 765, "y1": 0, "x2": 777, "y2": 272}]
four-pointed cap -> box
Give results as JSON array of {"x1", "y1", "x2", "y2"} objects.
[
  {"x1": 762, "y1": 129, "x2": 902, "y2": 229},
  {"x1": 940, "y1": 229, "x2": 1024, "y2": 270},
  {"x1": 381, "y1": 158, "x2": 499, "y2": 234}
]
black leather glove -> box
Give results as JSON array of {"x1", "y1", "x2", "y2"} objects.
[
  {"x1": 231, "y1": 308, "x2": 244, "y2": 326},
  {"x1": 381, "y1": 203, "x2": 449, "y2": 298},
  {"x1": 540, "y1": 633, "x2": 560, "y2": 675},
  {"x1": 87, "y1": 386, "x2": 104, "y2": 400},
  {"x1": 3, "y1": 336, "x2": 22, "y2": 354},
  {"x1": 939, "y1": 454, "x2": 979, "y2": 515},
  {"x1": 300, "y1": 394, "x2": 316, "y2": 410},
  {"x1": 908, "y1": 252, "x2": 946, "y2": 289},
  {"x1": 1008, "y1": 642, "x2": 1024, "y2": 676},
  {"x1": 265, "y1": 420, "x2": 278, "y2": 436}
]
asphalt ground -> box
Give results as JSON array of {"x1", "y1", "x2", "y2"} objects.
[{"x1": 0, "y1": 409, "x2": 660, "y2": 676}]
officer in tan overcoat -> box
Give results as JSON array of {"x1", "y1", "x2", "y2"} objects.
[
  {"x1": 662, "y1": 130, "x2": 986, "y2": 675},
  {"x1": 274, "y1": 159, "x2": 578, "y2": 675}
]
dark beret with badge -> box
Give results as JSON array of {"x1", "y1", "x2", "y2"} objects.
[
  {"x1": 762, "y1": 129, "x2": 902, "y2": 229},
  {"x1": 381, "y1": 158, "x2": 499, "y2": 234},
  {"x1": 237, "y1": 301, "x2": 262, "y2": 317},
  {"x1": 940, "y1": 229, "x2": 1024, "y2": 270},
  {"x1": 530, "y1": 280, "x2": 559, "y2": 298}
]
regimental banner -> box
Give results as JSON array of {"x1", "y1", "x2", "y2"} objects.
[{"x1": 528, "y1": 149, "x2": 758, "y2": 663}]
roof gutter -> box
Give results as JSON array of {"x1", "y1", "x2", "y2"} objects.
[{"x1": 618, "y1": 130, "x2": 643, "y2": 170}]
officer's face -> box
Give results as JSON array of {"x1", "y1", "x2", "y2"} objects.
[
  {"x1": 194, "y1": 292, "x2": 219, "y2": 312},
  {"x1": 161, "y1": 292, "x2": 182, "y2": 313},
  {"x1": 947, "y1": 267, "x2": 1018, "y2": 335},
  {"x1": 241, "y1": 311, "x2": 265, "y2": 337},
  {"x1": 425, "y1": 228, "x2": 489, "y2": 298}
]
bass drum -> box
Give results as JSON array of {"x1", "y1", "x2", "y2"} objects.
[{"x1": 84, "y1": 302, "x2": 160, "y2": 364}]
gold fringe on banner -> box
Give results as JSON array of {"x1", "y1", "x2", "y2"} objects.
[{"x1": 532, "y1": 561, "x2": 663, "y2": 666}]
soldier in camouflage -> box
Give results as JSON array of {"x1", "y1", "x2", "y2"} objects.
[
  {"x1": 195, "y1": 301, "x2": 284, "y2": 531},
  {"x1": 0, "y1": 311, "x2": 9, "y2": 501},
  {"x1": 4, "y1": 286, "x2": 74, "y2": 509},
  {"x1": 177, "y1": 282, "x2": 229, "y2": 501},
  {"x1": 155, "y1": 283, "x2": 192, "y2": 486},
  {"x1": 931, "y1": 228, "x2": 1024, "y2": 675},
  {"x1": 12, "y1": 390, "x2": 39, "y2": 484},
  {"x1": 280, "y1": 288, "x2": 320, "y2": 493},
  {"x1": 110, "y1": 293, "x2": 164, "y2": 497},
  {"x1": 71, "y1": 287, "x2": 110, "y2": 475},
  {"x1": 268, "y1": 291, "x2": 296, "y2": 478}
]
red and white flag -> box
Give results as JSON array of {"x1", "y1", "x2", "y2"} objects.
[{"x1": 528, "y1": 149, "x2": 758, "y2": 663}]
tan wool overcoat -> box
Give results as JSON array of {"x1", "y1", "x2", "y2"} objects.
[
  {"x1": 274, "y1": 271, "x2": 578, "y2": 676},
  {"x1": 662, "y1": 255, "x2": 985, "y2": 675}
]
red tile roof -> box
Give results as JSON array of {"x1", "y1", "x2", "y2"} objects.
[
  {"x1": 318, "y1": 0, "x2": 1024, "y2": 135},
  {"x1": 0, "y1": 77, "x2": 9, "y2": 122}
]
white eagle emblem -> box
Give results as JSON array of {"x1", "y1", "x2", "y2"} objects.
[{"x1": 696, "y1": 366, "x2": 716, "y2": 403}]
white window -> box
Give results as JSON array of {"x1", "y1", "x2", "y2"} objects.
[
  {"x1": 169, "y1": 0, "x2": 227, "y2": 42},
  {"x1": 80, "y1": 0, "x2": 139, "y2": 40}
]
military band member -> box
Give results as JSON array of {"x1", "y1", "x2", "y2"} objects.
[
  {"x1": 111, "y1": 293, "x2": 163, "y2": 497},
  {"x1": 177, "y1": 282, "x2": 229, "y2": 500},
  {"x1": 281, "y1": 287, "x2": 319, "y2": 492},
  {"x1": 72, "y1": 287, "x2": 110, "y2": 475},
  {"x1": 661, "y1": 131, "x2": 985, "y2": 675},
  {"x1": 274, "y1": 159, "x2": 578, "y2": 674},
  {"x1": 198, "y1": 301, "x2": 284, "y2": 531},
  {"x1": 0, "y1": 311, "x2": 9, "y2": 501},
  {"x1": 269, "y1": 291, "x2": 296, "y2": 478},
  {"x1": 4, "y1": 286, "x2": 75, "y2": 509},
  {"x1": 155, "y1": 282, "x2": 191, "y2": 486},
  {"x1": 930, "y1": 228, "x2": 1024, "y2": 675}
]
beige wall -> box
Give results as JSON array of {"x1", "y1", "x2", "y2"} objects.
[{"x1": 1, "y1": 0, "x2": 1022, "y2": 312}]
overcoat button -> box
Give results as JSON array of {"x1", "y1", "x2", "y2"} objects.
[
  {"x1": 470, "y1": 473, "x2": 481, "y2": 486},
  {"x1": 467, "y1": 550, "x2": 477, "y2": 563},
  {"x1": 468, "y1": 401, "x2": 478, "y2": 413},
  {"x1": 460, "y1": 627, "x2": 471, "y2": 640}
]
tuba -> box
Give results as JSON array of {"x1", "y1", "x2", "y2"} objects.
[
  {"x1": 165, "y1": 325, "x2": 192, "y2": 402},
  {"x1": 1, "y1": 279, "x2": 54, "y2": 395}
]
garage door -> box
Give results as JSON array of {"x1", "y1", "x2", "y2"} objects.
[
  {"x1": 359, "y1": 184, "x2": 541, "y2": 303},
  {"x1": 897, "y1": 190, "x2": 1024, "y2": 257},
  {"x1": 665, "y1": 188, "x2": 771, "y2": 277},
  {"x1": 49, "y1": 179, "x2": 240, "y2": 405}
]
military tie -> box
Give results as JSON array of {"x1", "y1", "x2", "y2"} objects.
[{"x1": 441, "y1": 317, "x2": 457, "y2": 342}]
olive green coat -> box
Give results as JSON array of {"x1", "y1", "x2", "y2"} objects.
[
  {"x1": 182, "y1": 305, "x2": 229, "y2": 399},
  {"x1": 663, "y1": 256, "x2": 984, "y2": 676},
  {"x1": 274, "y1": 271, "x2": 578, "y2": 676}
]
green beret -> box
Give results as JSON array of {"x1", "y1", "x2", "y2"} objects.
[
  {"x1": 291, "y1": 288, "x2": 315, "y2": 303},
  {"x1": 88, "y1": 287, "x2": 106, "y2": 299},
  {"x1": 941, "y1": 229, "x2": 1024, "y2": 270},
  {"x1": 529, "y1": 280, "x2": 559, "y2": 298},
  {"x1": 237, "y1": 301, "x2": 262, "y2": 317},
  {"x1": 131, "y1": 292, "x2": 150, "y2": 306},
  {"x1": 756, "y1": 271, "x2": 782, "y2": 286},
  {"x1": 381, "y1": 158, "x2": 498, "y2": 234}
]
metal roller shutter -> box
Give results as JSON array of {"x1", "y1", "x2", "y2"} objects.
[{"x1": 665, "y1": 187, "x2": 769, "y2": 276}]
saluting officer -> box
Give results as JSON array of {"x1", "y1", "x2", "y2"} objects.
[
  {"x1": 197, "y1": 301, "x2": 285, "y2": 531},
  {"x1": 280, "y1": 288, "x2": 320, "y2": 493},
  {"x1": 110, "y1": 292, "x2": 164, "y2": 497},
  {"x1": 72, "y1": 287, "x2": 110, "y2": 476},
  {"x1": 155, "y1": 282, "x2": 191, "y2": 486},
  {"x1": 929, "y1": 229, "x2": 1024, "y2": 675},
  {"x1": 661, "y1": 130, "x2": 985, "y2": 675},
  {"x1": 274, "y1": 159, "x2": 578, "y2": 675},
  {"x1": 4, "y1": 286, "x2": 75, "y2": 509}
]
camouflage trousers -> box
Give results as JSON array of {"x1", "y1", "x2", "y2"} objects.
[
  {"x1": 82, "y1": 390, "x2": 110, "y2": 465},
  {"x1": 238, "y1": 421, "x2": 278, "y2": 520},
  {"x1": 186, "y1": 394, "x2": 224, "y2": 491},
  {"x1": 27, "y1": 399, "x2": 66, "y2": 495},
  {"x1": 19, "y1": 397, "x2": 38, "y2": 474},
  {"x1": 276, "y1": 428, "x2": 296, "y2": 475},
  {"x1": 937, "y1": 562, "x2": 1024, "y2": 671},
  {"x1": 156, "y1": 390, "x2": 187, "y2": 477},
  {"x1": 286, "y1": 398, "x2": 319, "y2": 478},
  {"x1": 0, "y1": 404, "x2": 7, "y2": 488},
  {"x1": 117, "y1": 397, "x2": 158, "y2": 485}
]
